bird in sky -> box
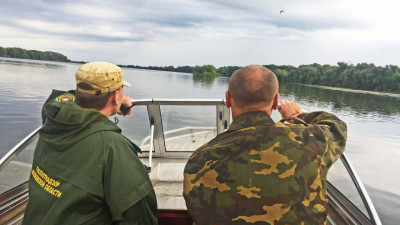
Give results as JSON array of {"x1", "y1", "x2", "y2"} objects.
[{"x1": 280, "y1": 10, "x2": 284, "y2": 14}]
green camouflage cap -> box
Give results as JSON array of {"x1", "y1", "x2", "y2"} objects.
[{"x1": 76, "y1": 62, "x2": 131, "y2": 95}]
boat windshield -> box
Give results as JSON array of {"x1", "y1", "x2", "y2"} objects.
[
  {"x1": 114, "y1": 105, "x2": 220, "y2": 153},
  {"x1": 160, "y1": 105, "x2": 217, "y2": 152},
  {"x1": 115, "y1": 99, "x2": 229, "y2": 158}
]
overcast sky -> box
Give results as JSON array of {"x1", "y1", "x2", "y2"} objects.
[{"x1": 1, "y1": 0, "x2": 400, "y2": 67}]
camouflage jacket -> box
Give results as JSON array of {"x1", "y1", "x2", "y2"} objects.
[{"x1": 183, "y1": 111, "x2": 347, "y2": 225}]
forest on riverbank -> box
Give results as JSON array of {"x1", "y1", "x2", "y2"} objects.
[
  {"x1": 0, "y1": 46, "x2": 70, "y2": 62},
  {"x1": 123, "y1": 63, "x2": 400, "y2": 93},
  {"x1": 266, "y1": 63, "x2": 400, "y2": 93}
]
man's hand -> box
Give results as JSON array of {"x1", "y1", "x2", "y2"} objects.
[
  {"x1": 278, "y1": 99, "x2": 302, "y2": 119},
  {"x1": 117, "y1": 96, "x2": 134, "y2": 116}
]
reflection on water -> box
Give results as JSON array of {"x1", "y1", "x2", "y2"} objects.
[
  {"x1": 280, "y1": 83, "x2": 400, "y2": 116},
  {"x1": 0, "y1": 58, "x2": 399, "y2": 224},
  {"x1": 365, "y1": 185, "x2": 400, "y2": 225},
  {"x1": 0, "y1": 57, "x2": 66, "y2": 69},
  {"x1": 192, "y1": 74, "x2": 230, "y2": 90},
  {"x1": 192, "y1": 74, "x2": 216, "y2": 87}
]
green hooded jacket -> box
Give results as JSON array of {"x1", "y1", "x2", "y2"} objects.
[{"x1": 23, "y1": 90, "x2": 157, "y2": 225}]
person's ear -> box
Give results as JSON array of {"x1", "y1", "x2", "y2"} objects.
[
  {"x1": 225, "y1": 90, "x2": 231, "y2": 108},
  {"x1": 272, "y1": 92, "x2": 280, "y2": 110},
  {"x1": 111, "y1": 90, "x2": 119, "y2": 106}
]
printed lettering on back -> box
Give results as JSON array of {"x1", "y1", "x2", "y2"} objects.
[{"x1": 31, "y1": 166, "x2": 63, "y2": 198}]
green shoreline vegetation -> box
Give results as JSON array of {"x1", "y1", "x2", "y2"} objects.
[
  {"x1": 121, "y1": 63, "x2": 400, "y2": 93},
  {"x1": 192, "y1": 65, "x2": 219, "y2": 82},
  {"x1": 266, "y1": 63, "x2": 400, "y2": 94},
  {"x1": 1, "y1": 46, "x2": 399, "y2": 93},
  {"x1": 0, "y1": 46, "x2": 70, "y2": 62}
]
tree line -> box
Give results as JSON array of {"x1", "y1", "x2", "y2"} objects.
[
  {"x1": 266, "y1": 62, "x2": 400, "y2": 93},
  {"x1": 0, "y1": 46, "x2": 70, "y2": 62},
  {"x1": 120, "y1": 64, "x2": 241, "y2": 78},
  {"x1": 172, "y1": 63, "x2": 400, "y2": 93},
  {"x1": 121, "y1": 64, "x2": 194, "y2": 73}
]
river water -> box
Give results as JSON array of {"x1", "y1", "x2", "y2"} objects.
[{"x1": 0, "y1": 58, "x2": 399, "y2": 224}]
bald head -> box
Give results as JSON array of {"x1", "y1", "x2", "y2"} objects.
[{"x1": 228, "y1": 65, "x2": 278, "y2": 109}]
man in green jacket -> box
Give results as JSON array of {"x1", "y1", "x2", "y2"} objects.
[
  {"x1": 23, "y1": 62, "x2": 158, "y2": 225},
  {"x1": 183, "y1": 65, "x2": 347, "y2": 225}
]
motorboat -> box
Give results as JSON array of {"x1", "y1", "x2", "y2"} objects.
[{"x1": 0, "y1": 99, "x2": 382, "y2": 225}]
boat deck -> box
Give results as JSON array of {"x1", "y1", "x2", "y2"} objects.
[{"x1": 144, "y1": 158, "x2": 187, "y2": 210}]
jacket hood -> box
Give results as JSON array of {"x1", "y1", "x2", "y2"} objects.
[{"x1": 40, "y1": 101, "x2": 120, "y2": 151}]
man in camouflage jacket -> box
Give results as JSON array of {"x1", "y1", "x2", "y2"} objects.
[{"x1": 183, "y1": 65, "x2": 347, "y2": 225}]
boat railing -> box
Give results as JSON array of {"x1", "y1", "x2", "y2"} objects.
[
  {"x1": 339, "y1": 154, "x2": 382, "y2": 225},
  {"x1": 0, "y1": 127, "x2": 40, "y2": 173}
]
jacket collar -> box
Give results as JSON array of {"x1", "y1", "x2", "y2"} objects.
[{"x1": 227, "y1": 111, "x2": 275, "y2": 131}]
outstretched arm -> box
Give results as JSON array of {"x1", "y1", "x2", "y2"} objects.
[{"x1": 278, "y1": 99, "x2": 347, "y2": 166}]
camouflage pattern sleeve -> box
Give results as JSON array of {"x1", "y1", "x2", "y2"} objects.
[{"x1": 296, "y1": 111, "x2": 347, "y2": 168}]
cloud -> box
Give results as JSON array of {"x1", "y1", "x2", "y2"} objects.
[
  {"x1": 11, "y1": 19, "x2": 146, "y2": 42},
  {"x1": 0, "y1": 0, "x2": 398, "y2": 66},
  {"x1": 0, "y1": 0, "x2": 366, "y2": 43}
]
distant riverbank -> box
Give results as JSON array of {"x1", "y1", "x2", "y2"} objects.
[
  {"x1": 1, "y1": 47, "x2": 399, "y2": 94},
  {"x1": 0, "y1": 46, "x2": 70, "y2": 62}
]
